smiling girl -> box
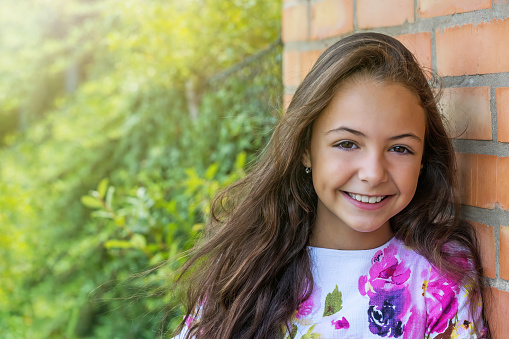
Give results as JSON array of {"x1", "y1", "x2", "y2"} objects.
[{"x1": 172, "y1": 33, "x2": 488, "y2": 338}]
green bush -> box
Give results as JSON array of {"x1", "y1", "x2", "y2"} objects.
[{"x1": 0, "y1": 0, "x2": 281, "y2": 337}]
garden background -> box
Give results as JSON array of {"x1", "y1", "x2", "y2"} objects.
[{"x1": 0, "y1": 0, "x2": 282, "y2": 338}]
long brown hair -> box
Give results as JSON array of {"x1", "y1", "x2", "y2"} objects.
[{"x1": 174, "y1": 32, "x2": 489, "y2": 338}]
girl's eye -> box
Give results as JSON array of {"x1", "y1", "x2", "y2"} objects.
[
  {"x1": 336, "y1": 141, "x2": 357, "y2": 149},
  {"x1": 390, "y1": 146, "x2": 413, "y2": 154}
]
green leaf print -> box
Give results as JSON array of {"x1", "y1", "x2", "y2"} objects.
[
  {"x1": 284, "y1": 324, "x2": 298, "y2": 339},
  {"x1": 301, "y1": 324, "x2": 323, "y2": 339},
  {"x1": 323, "y1": 285, "x2": 343, "y2": 317}
]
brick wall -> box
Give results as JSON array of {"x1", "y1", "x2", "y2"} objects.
[{"x1": 282, "y1": 1, "x2": 509, "y2": 337}]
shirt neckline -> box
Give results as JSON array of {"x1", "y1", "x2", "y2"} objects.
[{"x1": 307, "y1": 236, "x2": 397, "y2": 258}]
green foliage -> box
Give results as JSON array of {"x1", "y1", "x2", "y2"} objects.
[{"x1": 0, "y1": 0, "x2": 282, "y2": 337}]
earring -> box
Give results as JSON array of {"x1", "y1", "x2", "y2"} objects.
[{"x1": 305, "y1": 167, "x2": 311, "y2": 174}]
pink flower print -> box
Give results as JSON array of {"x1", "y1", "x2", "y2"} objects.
[
  {"x1": 296, "y1": 283, "x2": 321, "y2": 319},
  {"x1": 331, "y1": 316, "x2": 350, "y2": 329},
  {"x1": 425, "y1": 267, "x2": 460, "y2": 334},
  {"x1": 360, "y1": 244, "x2": 411, "y2": 297},
  {"x1": 402, "y1": 307, "x2": 425, "y2": 339},
  {"x1": 296, "y1": 296, "x2": 314, "y2": 319},
  {"x1": 359, "y1": 275, "x2": 368, "y2": 296}
]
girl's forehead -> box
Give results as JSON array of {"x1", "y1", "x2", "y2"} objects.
[{"x1": 312, "y1": 79, "x2": 426, "y2": 140}]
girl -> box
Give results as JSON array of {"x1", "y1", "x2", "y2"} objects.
[{"x1": 172, "y1": 32, "x2": 488, "y2": 338}]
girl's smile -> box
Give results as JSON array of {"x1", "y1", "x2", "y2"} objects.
[
  {"x1": 303, "y1": 78, "x2": 426, "y2": 250},
  {"x1": 342, "y1": 191, "x2": 393, "y2": 211}
]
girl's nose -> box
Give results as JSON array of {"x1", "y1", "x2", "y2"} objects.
[{"x1": 357, "y1": 153, "x2": 388, "y2": 187}]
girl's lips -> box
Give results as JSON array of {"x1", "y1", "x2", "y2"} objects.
[{"x1": 341, "y1": 191, "x2": 393, "y2": 211}]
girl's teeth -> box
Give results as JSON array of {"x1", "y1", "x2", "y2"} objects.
[{"x1": 348, "y1": 192, "x2": 385, "y2": 204}]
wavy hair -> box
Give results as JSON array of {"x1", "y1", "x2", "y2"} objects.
[{"x1": 174, "y1": 32, "x2": 489, "y2": 338}]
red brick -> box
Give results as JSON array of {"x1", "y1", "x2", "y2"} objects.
[
  {"x1": 310, "y1": 0, "x2": 353, "y2": 40},
  {"x1": 440, "y1": 87, "x2": 492, "y2": 140},
  {"x1": 456, "y1": 153, "x2": 497, "y2": 209},
  {"x1": 397, "y1": 32, "x2": 432, "y2": 70},
  {"x1": 418, "y1": 0, "x2": 491, "y2": 18},
  {"x1": 497, "y1": 157, "x2": 509, "y2": 211},
  {"x1": 283, "y1": 50, "x2": 301, "y2": 87},
  {"x1": 501, "y1": 226, "x2": 509, "y2": 280},
  {"x1": 282, "y1": 3, "x2": 309, "y2": 42},
  {"x1": 475, "y1": 154, "x2": 498, "y2": 209},
  {"x1": 488, "y1": 288, "x2": 509, "y2": 338},
  {"x1": 357, "y1": 0, "x2": 414, "y2": 29},
  {"x1": 496, "y1": 88, "x2": 509, "y2": 142},
  {"x1": 436, "y1": 19, "x2": 509, "y2": 76},
  {"x1": 471, "y1": 222, "x2": 496, "y2": 278},
  {"x1": 457, "y1": 152, "x2": 473, "y2": 205},
  {"x1": 300, "y1": 50, "x2": 322, "y2": 81}
]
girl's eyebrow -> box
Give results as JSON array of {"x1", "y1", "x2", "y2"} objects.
[
  {"x1": 325, "y1": 126, "x2": 422, "y2": 143},
  {"x1": 325, "y1": 126, "x2": 365, "y2": 137},
  {"x1": 388, "y1": 133, "x2": 422, "y2": 143}
]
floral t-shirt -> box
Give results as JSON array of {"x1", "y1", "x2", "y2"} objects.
[
  {"x1": 287, "y1": 237, "x2": 484, "y2": 339},
  {"x1": 174, "y1": 238, "x2": 485, "y2": 338}
]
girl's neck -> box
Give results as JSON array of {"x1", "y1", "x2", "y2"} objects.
[{"x1": 308, "y1": 220, "x2": 393, "y2": 251}]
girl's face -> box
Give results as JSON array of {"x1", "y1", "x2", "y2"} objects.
[{"x1": 303, "y1": 79, "x2": 426, "y2": 250}]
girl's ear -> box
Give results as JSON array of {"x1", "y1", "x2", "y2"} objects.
[{"x1": 302, "y1": 150, "x2": 311, "y2": 168}]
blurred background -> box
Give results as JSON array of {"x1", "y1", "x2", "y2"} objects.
[{"x1": 0, "y1": 0, "x2": 282, "y2": 337}]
